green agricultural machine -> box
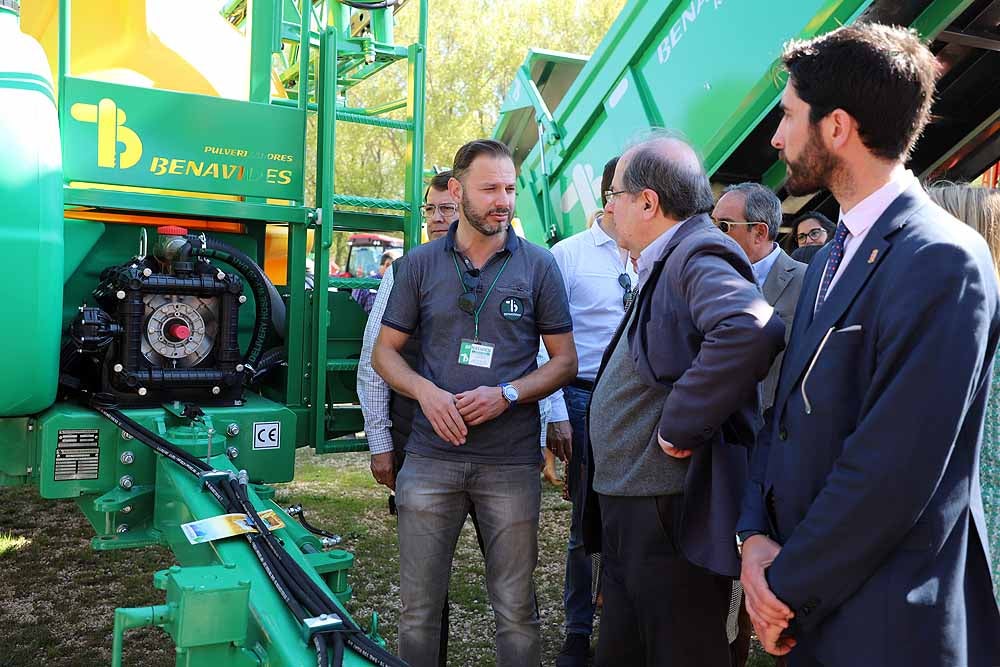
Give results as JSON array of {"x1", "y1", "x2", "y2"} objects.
[
  {"x1": 495, "y1": 0, "x2": 1000, "y2": 245},
  {"x1": 0, "y1": 0, "x2": 425, "y2": 665}
]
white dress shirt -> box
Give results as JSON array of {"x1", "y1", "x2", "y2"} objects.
[
  {"x1": 636, "y1": 218, "x2": 687, "y2": 291},
  {"x1": 551, "y1": 220, "x2": 638, "y2": 380},
  {"x1": 820, "y1": 167, "x2": 915, "y2": 304},
  {"x1": 752, "y1": 242, "x2": 782, "y2": 289}
]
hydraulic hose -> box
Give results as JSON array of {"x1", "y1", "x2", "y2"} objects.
[
  {"x1": 95, "y1": 404, "x2": 408, "y2": 667},
  {"x1": 191, "y1": 239, "x2": 286, "y2": 369}
]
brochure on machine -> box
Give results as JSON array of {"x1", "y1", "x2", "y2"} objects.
[{"x1": 180, "y1": 509, "x2": 285, "y2": 545}]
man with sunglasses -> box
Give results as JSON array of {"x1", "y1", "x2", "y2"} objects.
[
  {"x1": 548, "y1": 155, "x2": 634, "y2": 666},
  {"x1": 582, "y1": 131, "x2": 785, "y2": 666},
  {"x1": 373, "y1": 139, "x2": 577, "y2": 667},
  {"x1": 712, "y1": 182, "x2": 805, "y2": 410}
]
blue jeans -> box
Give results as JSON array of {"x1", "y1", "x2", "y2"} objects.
[
  {"x1": 395, "y1": 452, "x2": 541, "y2": 667},
  {"x1": 563, "y1": 386, "x2": 596, "y2": 637}
]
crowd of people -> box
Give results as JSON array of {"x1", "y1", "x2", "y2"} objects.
[{"x1": 354, "y1": 22, "x2": 1000, "y2": 667}]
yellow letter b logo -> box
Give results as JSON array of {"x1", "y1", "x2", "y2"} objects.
[{"x1": 70, "y1": 98, "x2": 143, "y2": 169}]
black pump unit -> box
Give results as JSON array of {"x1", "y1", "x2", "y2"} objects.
[{"x1": 64, "y1": 226, "x2": 269, "y2": 406}]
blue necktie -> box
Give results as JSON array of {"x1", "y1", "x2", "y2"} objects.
[{"x1": 815, "y1": 222, "x2": 850, "y2": 312}]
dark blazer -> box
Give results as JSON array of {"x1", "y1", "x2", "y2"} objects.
[
  {"x1": 760, "y1": 249, "x2": 807, "y2": 409},
  {"x1": 583, "y1": 213, "x2": 786, "y2": 578},
  {"x1": 738, "y1": 184, "x2": 1000, "y2": 666}
]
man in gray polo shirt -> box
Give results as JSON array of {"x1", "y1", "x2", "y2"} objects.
[{"x1": 373, "y1": 138, "x2": 577, "y2": 667}]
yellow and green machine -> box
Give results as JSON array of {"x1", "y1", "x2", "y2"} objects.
[{"x1": 1, "y1": 0, "x2": 999, "y2": 665}]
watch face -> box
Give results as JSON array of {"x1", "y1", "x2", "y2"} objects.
[{"x1": 503, "y1": 384, "x2": 518, "y2": 402}]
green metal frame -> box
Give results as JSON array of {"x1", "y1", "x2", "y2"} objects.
[
  {"x1": 493, "y1": 0, "x2": 974, "y2": 246},
  {"x1": 26, "y1": 0, "x2": 431, "y2": 663}
]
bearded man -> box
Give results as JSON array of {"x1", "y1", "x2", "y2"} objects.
[{"x1": 373, "y1": 139, "x2": 578, "y2": 667}]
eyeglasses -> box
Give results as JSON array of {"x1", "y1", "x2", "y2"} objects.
[
  {"x1": 618, "y1": 272, "x2": 635, "y2": 310},
  {"x1": 422, "y1": 203, "x2": 458, "y2": 219},
  {"x1": 603, "y1": 189, "x2": 630, "y2": 205},
  {"x1": 715, "y1": 220, "x2": 763, "y2": 234},
  {"x1": 456, "y1": 268, "x2": 481, "y2": 314},
  {"x1": 796, "y1": 228, "x2": 827, "y2": 244}
]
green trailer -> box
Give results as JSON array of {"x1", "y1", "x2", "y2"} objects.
[{"x1": 495, "y1": 0, "x2": 1000, "y2": 246}]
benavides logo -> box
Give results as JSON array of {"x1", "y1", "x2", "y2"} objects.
[
  {"x1": 68, "y1": 96, "x2": 295, "y2": 187},
  {"x1": 70, "y1": 98, "x2": 143, "y2": 169}
]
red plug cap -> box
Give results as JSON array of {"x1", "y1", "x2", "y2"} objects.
[
  {"x1": 158, "y1": 225, "x2": 189, "y2": 236},
  {"x1": 166, "y1": 323, "x2": 192, "y2": 342}
]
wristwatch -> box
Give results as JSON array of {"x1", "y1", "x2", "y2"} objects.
[
  {"x1": 736, "y1": 530, "x2": 764, "y2": 558},
  {"x1": 499, "y1": 382, "x2": 519, "y2": 406}
]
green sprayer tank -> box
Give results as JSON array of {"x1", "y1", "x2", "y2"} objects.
[{"x1": 0, "y1": 0, "x2": 63, "y2": 415}]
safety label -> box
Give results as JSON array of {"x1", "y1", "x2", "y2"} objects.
[
  {"x1": 181, "y1": 509, "x2": 286, "y2": 545},
  {"x1": 252, "y1": 421, "x2": 280, "y2": 450},
  {"x1": 54, "y1": 429, "x2": 100, "y2": 481}
]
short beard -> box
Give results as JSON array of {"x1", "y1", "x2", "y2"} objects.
[
  {"x1": 461, "y1": 191, "x2": 509, "y2": 236},
  {"x1": 784, "y1": 125, "x2": 841, "y2": 197}
]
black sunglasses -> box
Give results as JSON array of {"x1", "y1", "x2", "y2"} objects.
[
  {"x1": 618, "y1": 272, "x2": 635, "y2": 310},
  {"x1": 457, "y1": 268, "x2": 481, "y2": 314}
]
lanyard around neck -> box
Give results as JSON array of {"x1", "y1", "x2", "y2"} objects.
[{"x1": 452, "y1": 251, "x2": 511, "y2": 342}]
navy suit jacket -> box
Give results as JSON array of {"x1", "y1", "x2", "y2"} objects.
[
  {"x1": 737, "y1": 184, "x2": 1000, "y2": 666},
  {"x1": 583, "y1": 214, "x2": 785, "y2": 578}
]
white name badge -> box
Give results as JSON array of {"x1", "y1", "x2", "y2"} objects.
[{"x1": 458, "y1": 338, "x2": 495, "y2": 368}]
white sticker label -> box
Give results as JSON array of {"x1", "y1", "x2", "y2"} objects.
[{"x1": 252, "y1": 421, "x2": 280, "y2": 450}]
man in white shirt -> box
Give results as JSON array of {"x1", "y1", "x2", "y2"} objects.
[{"x1": 550, "y1": 156, "x2": 637, "y2": 666}]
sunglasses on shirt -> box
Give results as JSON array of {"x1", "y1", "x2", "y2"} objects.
[
  {"x1": 457, "y1": 268, "x2": 481, "y2": 314},
  {"x1": 618, "y1": 272, "x2": 635, "y2": 310}
]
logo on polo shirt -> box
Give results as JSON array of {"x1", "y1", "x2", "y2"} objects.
[{"x1": 500, "y1": 296, "x2": 523, "y2": 321}]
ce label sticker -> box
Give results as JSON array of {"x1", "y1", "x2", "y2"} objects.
[{"x1": 253, "y1": 421, "x2": 281, "y2": 450}]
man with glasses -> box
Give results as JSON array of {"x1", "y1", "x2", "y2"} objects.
[
  {"x1": 548, "y1": 155, "x2": 634, "y2": 666},
  {"x1": 712, "y1": 182, "x2": 805, "y2": 410},
  {"x1": 582, "y1": 131, "x2": 785, "y2": 666},
  {"x1": 790, "y1": 210, "x2": 835, "y2": 248},
  {"x1": 358, "y1": 170, "x2": 459, "y2": 491},
  {"x1": 373, "y1": 139, "x2": 577, "y2": 667}
]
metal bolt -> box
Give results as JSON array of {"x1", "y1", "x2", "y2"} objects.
[
  {"x1": 138, "y1": 387, "x2": 147, "y2": 397},
  {"x1": 226, "y1": 423, "x2": 240, "y2": 437},
  {"x1": 119, "y1": 475, "x2": 134, "y2": 490},
  {"x1": 238, "y1": 295, "x2": 247, "y2": 304},
  {"x1": 217, "y1": 270, "x2": 226, "y2": 280},
  {"x1": 226, "y1": 446, "x2": 239, "y2": 459},
  {"x1": 121, "y1": 505, "x2": 132, "y2": 514},
  {"x1": 120, "y1": 451, "x2": 135, "y2": 465},
  {"x1": 121, "y1": 430, "x2": 133, "y2": 441},
  {"x1": 117, "y1": 524, "x2": 129, "y2": 534},
  {"x1": 304, "y1": 372, "x2": 310, "y2": 379},
  {"x1": 211, "y1": 386, "x2": 221, "y2": 395},
  {"x1": 235, "y1": 364, "x2": 245, "y2": 373},
  {"x1": 113, "y1": 363, "x2": 124, "y2": 373},
  {"x1": 142, "y1": 267, "x2": 152, "y2": 277}
]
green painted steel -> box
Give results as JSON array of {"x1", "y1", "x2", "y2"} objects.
[
  {"x1": 0, "y1": 0, "x2": 428, "y2": 663},
  {"x1": 0, "y1": 8, "x2": 64, "y2": 416}
]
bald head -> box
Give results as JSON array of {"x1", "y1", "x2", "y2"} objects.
[{"x1": 619, "y1": 133, "x2": 714, "y2": 221}]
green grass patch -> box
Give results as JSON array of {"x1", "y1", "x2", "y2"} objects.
[{"x1": 0, "y1": 530, "x2": 28, "y2": 557}]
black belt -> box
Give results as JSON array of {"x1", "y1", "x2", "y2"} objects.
[{"x1": 570, "y1": 378, "x2": 595, "y2": 391}]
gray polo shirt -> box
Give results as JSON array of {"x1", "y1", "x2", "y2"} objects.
[{"x1": 382, "y1": 222, "x2": 573, "y2": 464}]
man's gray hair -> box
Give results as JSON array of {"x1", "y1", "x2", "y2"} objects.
[
  {"x1": 621, "y1": 129, "x2": 715, "y2": 221},
  {"x1": 722, "y1": 182, "x2": 783, "y2": 241}
]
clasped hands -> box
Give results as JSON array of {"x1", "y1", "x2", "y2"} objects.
[
  {"x1": 740, "y1": 534, "x2": 797, "y2": 656},
  {"x1": 418, "y1": 384, "x2": 509, "y2": 446}
]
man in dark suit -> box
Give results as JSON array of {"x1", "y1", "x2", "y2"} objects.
[
  {"x1": 584, "y1": 131, "x2": 786, "y2": 666},
  {"x1": 737, "y1": 24, "x2": 1000, "y2": 667},
  {"x1": 713, "y1": 182, "x2": 806, "y2": 410}
]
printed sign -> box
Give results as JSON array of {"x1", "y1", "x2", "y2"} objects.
[
  {"x1": 253, "y1": 421, "x2": 281, "y2": 450},
  {"x1": 181, "y1": 509, "x2": 286, "y2": 545}
]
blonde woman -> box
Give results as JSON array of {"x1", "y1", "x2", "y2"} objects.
[{"x1": 928, "y1": 182, "x2": 1000, "y2": 606}]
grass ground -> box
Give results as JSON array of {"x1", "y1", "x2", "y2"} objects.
[{"x1": 0, "y1": 449, "x2": 776, "y2": 666}]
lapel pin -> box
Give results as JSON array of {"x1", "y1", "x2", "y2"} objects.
[{"x1": 867, "y1": 249, "x2": 878, "y2": 264}]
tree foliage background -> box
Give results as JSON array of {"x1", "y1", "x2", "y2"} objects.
[{"x1": 311, "y1": 0, "x2": 625, "y2": 264}]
